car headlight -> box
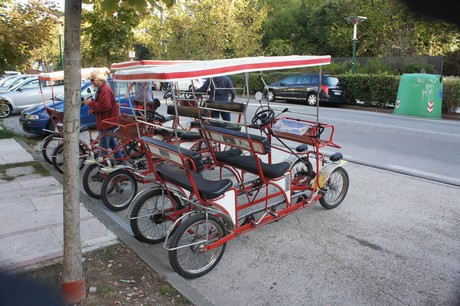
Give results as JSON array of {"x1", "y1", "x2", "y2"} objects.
[{"x1": 23, "y1": 114, "x2": 39, "y2": 120}]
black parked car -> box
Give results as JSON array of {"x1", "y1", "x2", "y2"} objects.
[{"x1": 265, "y1": 74, "x2": 346, "y2": 106}]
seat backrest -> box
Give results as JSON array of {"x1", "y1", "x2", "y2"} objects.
[
  {"x1": 141, "y1": 136, "x2": 204, "y2": 172},
  {"x1": 201, "y1": 124, "x2": 270, "y2": 154}
]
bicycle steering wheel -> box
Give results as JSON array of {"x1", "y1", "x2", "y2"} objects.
[
  {"x1": 251, "y1": 106, "x2": 275, "y2": 128},
  {"x1": 163, "y1": 89, "x2": 173, "y2": 100}
]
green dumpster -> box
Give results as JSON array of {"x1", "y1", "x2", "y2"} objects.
[{"x1": 393, "y1": 73, "x2": 443, "y2": 119}]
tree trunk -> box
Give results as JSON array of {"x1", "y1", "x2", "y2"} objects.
[{"x1": 61, "y1": 0, "x2": 86, "y2": 303}]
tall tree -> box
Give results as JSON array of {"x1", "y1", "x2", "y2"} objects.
[
  {"x1": 60, "y1": 0, "x2": 172, "y2": 303},
  {"x1": 60, "y1": 0, "x2": 85, "y2": 303}
]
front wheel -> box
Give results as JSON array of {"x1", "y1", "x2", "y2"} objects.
[
  {"x1": 168, "y1": 213, "x2": 227, "y2": 279},
  {"x1": 307, "y1": 93, "x2": 317, "y2": 106},
  {"x1": 41, "y1": 134, "x2": 62, "y2": 164},
  {"x1": 101, "y1": 169, "x2": 137, "y2": 211},
  {"x1": 319, "y1": 167, "x2": 349, "y2": 209},
  {"x1": 130, "y1": 188, "x2": 184, "y2": 243},
  {"x1": 51, "y1": 142, "x2": 86, "y2": 174}
]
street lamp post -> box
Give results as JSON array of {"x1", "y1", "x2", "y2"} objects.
[
  {"x1": 58, "y1": 21, "x2": 64, "y2": 70},
  {"x1": 345, "y1": 16, "x2": 367, "y2": 74}
]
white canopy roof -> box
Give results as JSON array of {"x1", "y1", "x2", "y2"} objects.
[
  {"x1": 113, "y1": 55, "x2": 331, "y2": 82},
  {"x1": 38, "y1": 67, "x2": 110, "y2": 81},
  {"x1": 110, "y1": 60, "x2": 197, "y2": 70}
]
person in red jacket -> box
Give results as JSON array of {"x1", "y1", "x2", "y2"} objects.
[{"x1": 83, "y1": 69, "x2": 123, "y2": 161}]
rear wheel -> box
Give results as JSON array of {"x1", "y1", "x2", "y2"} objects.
[
  {"x1": 130, "y1": 188, "x2": 183, "y2": 243},
  {"x1": 307, "y1": 93, "x2": 317, "y2": 106},
  {"x1": 319, "y1": 167, "x2": 349, "y2": 209},
  {"x1": 289, "y1": 156, "x2": 314, "y2": 183},
  {"x1": 82, "y1": 164, "x2": 105, "y2": 199},
  {"x1": 101, "y1": 169, "x2": 137, "y2": 211},
  {"x1": 51, "y1": 142, "x2": 86, "y2": 174},
  {"x1": 168, "y1": 213, "x2": 227, "y2": 279}
]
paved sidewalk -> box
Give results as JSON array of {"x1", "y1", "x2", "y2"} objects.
[{"x1": 0, "y1": 138, "x2": 118, "y2": 271}]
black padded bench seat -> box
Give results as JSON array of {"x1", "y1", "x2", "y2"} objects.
[
  {"x1": 155, "y1": 163, "x2": 233, "y2": 200},
  {"x1": 214, "y1": 149, "x2": 289, "y2": 179},
  {"x1": 141, "y1": 136, "x2": 204, "y2": 172}
]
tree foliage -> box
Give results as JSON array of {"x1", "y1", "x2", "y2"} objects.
[
  {"x1": 0, "y1": 0, "x2": 61, "y2": 73},
  {"x1": 81, "y1": 1, "x2": 142, "y2": 67},
  {"x1": 161, "y1": 0, "x2": 268, "y2": 60},
  {"x1": 261, "y1": 0, "x2": 460, "y2": 60}
]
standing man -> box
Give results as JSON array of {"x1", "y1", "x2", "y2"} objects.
[
  {"x1": 196, "y1": 76, "x2": 236, "y2": 121},
  {"x1": 83, "y1": 69, "x2": 123, "y2": 162}
]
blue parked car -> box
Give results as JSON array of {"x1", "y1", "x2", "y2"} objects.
[{"x1": 19, "y1": 80, "x2": 133, "y2": 135}]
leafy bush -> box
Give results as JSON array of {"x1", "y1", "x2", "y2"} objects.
[
  {"x1": 338, "y1": 74, "x2": 400, "y2": 108},
  {"x1": 442, "y1": 77, "x2": 460, "y2": 113}
]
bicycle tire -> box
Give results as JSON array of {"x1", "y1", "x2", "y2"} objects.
[
  {"x1": 168, "y1": 213, "x2": 227, "y2": 279},
  {"x1": 82, "y1": 163, "x2": 106, "y2": 199},
  {"x1": 101, "y1": 169, "x2": 137, "y2": 211},
  {"x1": 41, "y1": 134, "x2": 62, "y2": 164},
  {"x1": 51, "y1": 142, "x2": 86, "y2": 174},
  {"x1": 130, "y1": 188, "x2": 184, "y2": 243}
]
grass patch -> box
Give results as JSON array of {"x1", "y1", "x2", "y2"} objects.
[
  {"x1": 100, "y1": 248, "x2": 116, "y2": 262},
  {"x1": 98, "y1": 283, "x2": 117, "y2": 295},
  {"x1": 0, "y1": 161, "x2": 51, "y2": 179},
  {"x1": 0, "y1": 122, "x2": 39, "y2": 147},
  {"x1": 0, "y1": 127, "x2": 15, "y2": 139},
  {"x1": 160, "y1": 284, "x2": 177, "y2": 296}
]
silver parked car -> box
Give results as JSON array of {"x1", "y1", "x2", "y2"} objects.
[
  {"x1": 0, "y1": 74, "x2": 35, "y2": 92},
  {"x1": 0, "y1": 76, "x2": 64, "y2": 118}
]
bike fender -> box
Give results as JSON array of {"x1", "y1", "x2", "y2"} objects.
[
  {"x1": 313, "y1": 160, "x2": 348, "y2": 188},
  {"x1": 164, "y1": 211, "x2": 199, "y2": 250},
  {"x1": 126, "y1": 186, "x2": 161, "y2": 216},
  {"x1": 84, "y1": 157, "x2": 104, "y2": 165}
]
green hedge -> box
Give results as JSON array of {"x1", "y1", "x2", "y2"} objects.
[{"x1": 337, "y1": 74, "x2": 400, "y2": 108}]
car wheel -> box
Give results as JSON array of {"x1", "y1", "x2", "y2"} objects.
[
  {"x1": 0, "y1": 101, "x2": 12, "y2": 118},
  {"x1": 307, "y1": 93, "x2": 317, "y2": 106},
  {"x1": 267, "y1": 90, "x2": 275, "y2": 102}
]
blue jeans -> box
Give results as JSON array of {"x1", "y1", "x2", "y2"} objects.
[
  {"x1": 212, "y1": 111, "x2": 231, "y2": 121},
  {"x1": 98, "y1": 128, "x2": 123, "y2": 161}
]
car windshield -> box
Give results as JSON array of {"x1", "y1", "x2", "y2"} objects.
[
  {"x1": 323, "y1": 77, "x2": 339, "y2": 86},
  {"x1": 0, "y1": 76, "x2": 17, "y2": 87}
]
